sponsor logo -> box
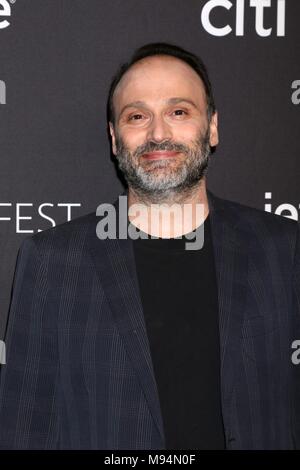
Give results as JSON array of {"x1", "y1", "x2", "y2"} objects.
[
  {"x1": 0, "y1": 0, "x2": 12, "y2": 30},
  {"x1": 0, "y1": 202, "x2": 82, "y2": 233},
  {"x1": 201, "y1": 0, "x2": 286, "y2": 37},
  {"x1": 264, "y1": 192, "x2": 299, "y2": 221}
]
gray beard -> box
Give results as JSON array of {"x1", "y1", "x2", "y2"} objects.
[{"x1": 115, "y1": 128, "x2": 211, "y2": 204}]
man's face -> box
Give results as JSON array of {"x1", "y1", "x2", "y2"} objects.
[{"x1": 109, "y1": 55, "x2": 218, "y2": 197}]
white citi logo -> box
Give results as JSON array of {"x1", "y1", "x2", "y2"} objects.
[
  {"x1": 0, "y1": 0, "x2": 12, "y2": 30},
  {"x1": 201, "y1": 0, "x2": 286, "y2": 37}
]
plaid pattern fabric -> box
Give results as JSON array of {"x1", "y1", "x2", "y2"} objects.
[{"x1": 0, "y1": 189, "x2": 299, "y2": 449}]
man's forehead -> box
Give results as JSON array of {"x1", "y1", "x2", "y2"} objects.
[
  {"x1": 117, "y1": 55, "x2": 204, "y2": 88},
  {"x1": 113, "y1": 55, "x2": 206, "y2": 110}
]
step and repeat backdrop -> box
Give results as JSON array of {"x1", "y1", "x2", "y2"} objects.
[{"x1": 0, "y1": 0, "x2": 299, "y2": 338}]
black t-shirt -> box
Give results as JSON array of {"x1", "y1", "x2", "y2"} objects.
[{"x1": 131, "y1": 215, "x2": 226, "y2": 450}]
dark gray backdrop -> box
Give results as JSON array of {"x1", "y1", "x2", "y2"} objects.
[{"x1": 0, "y1": 0, "x2": 299, "y2": 338}]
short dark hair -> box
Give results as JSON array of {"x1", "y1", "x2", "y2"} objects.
[{"x1": 107, "y1": 42, "x2": 216, "y2": 126}]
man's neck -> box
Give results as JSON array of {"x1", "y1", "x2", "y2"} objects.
[{"x1": 127, "y1": 179, "x2": 209, "y2": 238}]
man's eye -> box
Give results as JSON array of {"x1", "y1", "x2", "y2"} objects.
[
  {"x1": 128, "y1": 114, "x2": 144, "y2": 121},
  {"x1": 173, "y1": 109, "x2": 187, "y2": 116}
]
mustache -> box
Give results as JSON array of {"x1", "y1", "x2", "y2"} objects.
[{"x1": 133, "y1": 140, "x2": 191, "y2": 158}]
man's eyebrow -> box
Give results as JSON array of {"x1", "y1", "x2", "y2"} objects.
[
  {"x1": 167, "y1": 97, "x2": 199, "y2": 109},
  {"x1": 119, "y1": 97, "x2": 199, "y2": 117},
  {"x1": 119, "y1": 101, "x2": 148, "y2": 116}
]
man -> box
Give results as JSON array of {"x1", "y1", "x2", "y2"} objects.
[{"x1": 0, "y1": 42, "x2": 299, "y2": 450}]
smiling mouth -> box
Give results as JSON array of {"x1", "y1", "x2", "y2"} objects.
[{"x1": 141, "y1": 151, "x2": 181, "y2": 161}]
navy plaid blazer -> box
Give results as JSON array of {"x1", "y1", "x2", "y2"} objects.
[{"x1": 0, "y1": 189, "x2": 299, "y2": 449}]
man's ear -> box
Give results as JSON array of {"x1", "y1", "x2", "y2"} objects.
[
  {"x1": 209, "y1": 111, "x2": 219, "y2": 147},
  {"x1": 109, "y1": 122, "x2": 117, "y2": 155}
]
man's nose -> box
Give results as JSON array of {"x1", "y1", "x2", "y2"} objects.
[{"x1": 146, "y1": 115, "x2": 173, "y2": 142}]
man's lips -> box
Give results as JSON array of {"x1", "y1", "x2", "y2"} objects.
[{"x1": 141, "y1": 151, "x2": 180, "y2": 160}]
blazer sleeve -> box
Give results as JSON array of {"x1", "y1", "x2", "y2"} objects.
[
  {"x1": 292, "y1": 223, "x2": 300, "y2": 449},
  {"x1": 0, "y1": 237, "x2": 59, "y2": 449}
]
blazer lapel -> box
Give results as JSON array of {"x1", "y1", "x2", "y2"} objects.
[
  {"x1": 89, "y1": 188, "x2": 249, "y2": 446},
  {"x1": 88, "y1": 190, "x2": 166, "y2": 445}
]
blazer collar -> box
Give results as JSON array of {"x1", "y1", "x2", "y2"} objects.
[{"x1": 88, "y1": 188, "x2": 249, "y2": 447}]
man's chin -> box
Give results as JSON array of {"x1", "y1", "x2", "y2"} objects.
[{"x1": 131, "y1": 178, "x2": 186, "y2": 194}]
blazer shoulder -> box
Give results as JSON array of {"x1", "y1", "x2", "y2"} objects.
[
  {"x1": 21, "y1": 211, "x2": 97, "y2": 257},
  {"x1": 213, "y1": 194, "x2": 300, "y2": 259},
  {"x1": 217, "y1": 194, "x2": 299, "y2": 233}
]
